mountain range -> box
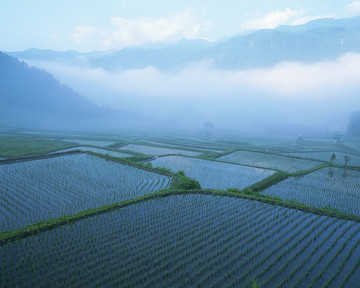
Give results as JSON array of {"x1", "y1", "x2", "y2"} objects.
[
  {"x1": 0, "y1": 52, "x2": 136, "y2": 130},
  {"x1": 8, "y1": 16, "x2": 360, "y2": 71}
]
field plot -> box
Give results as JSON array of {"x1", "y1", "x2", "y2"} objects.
[
  {"x1": 151, "y1": 156, "x2": 274, "y2": 190},
  {"x1": 219, "y1": 150, "x2": 320, "y2": 172},
  {"x1": 0, "y1": 154, "x2": 171, "y2": 230},
  {"x1": 121, "y1": 144, "x2": 202, "y2": 157},
  {"x1": 140, "y1": 140, "x2": 224, "y2": 153},
  {"x1": 53, "y1": 146, "x2": 131, "y2": 158},
  {"x1": 283, "y1": 151, "x2": 360, "y2": 166},
  {"x1": 61, "y1": 139, "x2": 116, "y2": 147},
  {"x1": 344, "y1": 141, "x2": 360, "y2": 153},
  {"x1": 1, "y1": 195, "x2": 359, "y2": 288},
  {"x1": 261, "y1": 167, "x2": 360, "y2": 217}
]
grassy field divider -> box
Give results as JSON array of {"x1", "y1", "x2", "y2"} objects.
[
  {"x1": 2, "y1": 187, "x2": 359, "y2": 246},
  {"x1": 0, "y1": 191, "x2": 172, "y2": 245},
  {"x1": 0, "y1": 150, "x2": 84, "y2": 165},
  {"x1": 87, "y1": 152, "x2": 174, "y2": 177},
  {"x1": 236, "y1": 163, "x2": 332, "y2": 195}
]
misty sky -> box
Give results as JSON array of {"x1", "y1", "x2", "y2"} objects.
[
  {"x1": 2, "y1": 1, "x2": 360, "y2": 134},
  {"x1": 1, "y1": 1, "x2": 360, "y2": 52}
]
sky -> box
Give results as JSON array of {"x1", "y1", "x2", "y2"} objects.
[
  {"x1": 2, "y1": 1, "x2": 360, "y2": 134},
  {"x1": 1, "y1": 0, "x2": 360, "y2": 52}
]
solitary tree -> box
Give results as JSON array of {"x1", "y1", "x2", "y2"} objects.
[
  {"x1": 328, "y1": 153, "x2": 336, "y2": 178},
  {"x1": 330, "y1": 153, "x2": 336, "y2": 163},
  {"x1": 343, "y1": 155, "x2": 351, "y2": 177}
]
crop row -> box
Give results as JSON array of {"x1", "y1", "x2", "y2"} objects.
[
  {"x1": 283, "y1": 151, "x2": 360, "y2": 166},
  {"x1": 1, "y1": 195, "x2": 359, "y2": 287},
  {"x1": 139, "y1": 140, "x2": 225, "y2": 153},
  {"x1": 53, "y1": 146, "x2": 131, "y2": 158},
  {"x1": 61, "y1": 139, "x2": 116, "y2": 147},
  {"x1": 261, "y1": 167, "x2": 360, "y2": 216},
  {"x1": 0, "y1": 154, "x2": 171, "y2": 231},
  {"x1": 121, "y1": 144, "x2": 202, "y2": 157},
  {"x1": 150, "y1": 155, "x2": 274, "y2": 190},
  {"x1": 219, "y1": 150, "x2": 319, "y2": 172}
]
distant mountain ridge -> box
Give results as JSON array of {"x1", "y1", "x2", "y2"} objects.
[
  {"x1": 0, "y1": 51, "x2": 100, "y2": 116},
  {"x1": 7, "y1": 16, "x2": 360, "y2": 71},
  {"x1": 0, "y1": 52, "x2": 134, "y2": 129}
]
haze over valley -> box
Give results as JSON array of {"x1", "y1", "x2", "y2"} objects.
[{"x1": 2, "y1": 1, "x2": 360, "y2": 136}]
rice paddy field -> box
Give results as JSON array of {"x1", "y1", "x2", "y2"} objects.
[
  {"x1": 139, "y1": 140, "x2": 225, "y2": 153},
  {"x1": 151, "y1": 155, "x2": 274, "y2": 190},
  {"x1": 1, "y1": 195, "x2": 359, "y2": 288},
  {"x1": 121, "y1": 144, "x2": 203, "y2": 157},
  {"x1": 61, "y1": 139, "x2": 116, "y2": 147},
  {"x1": 283, "y1": 151, "x2": 360, "y2": 166},
  {"x1": 0, "y1": 153, "x2": 171, "y2": 230},
  {"x1": 53, "y1": 146, "x2": 132, "y2": 158},
  {"x1": 261, "y1": 167, "x2": 360, "y2": 217},
  {"x1": 1, "y1": 131, "x2": 360, "y2": 288},
  {"x1": 219, "y1": 150, "x2": 320, "y2": 172}
]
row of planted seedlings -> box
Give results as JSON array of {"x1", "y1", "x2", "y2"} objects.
[
  {"x1": 1, "y1": 194, "x2": 360, "y2": 288},
  {"x1": 0, "y1": 153, "x2": 172, "y2": 231},
  {"x1": 218, "y1": 149, "x2": 321, "y2": 173},
  {"x1": 260, "y1": 166, "x2": 360, "y2": 217},
  {"x1": 150, "y1": 155, "x2": 275, "y2": 190}
]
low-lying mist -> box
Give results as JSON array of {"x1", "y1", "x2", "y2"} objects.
[{"x1": 25, "y1": 52, "x2": 360, "y2": 136}]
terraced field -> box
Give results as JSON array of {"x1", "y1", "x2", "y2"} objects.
[
  {"x1": 283, "y1": 151, "x2": 360, "y2": 166},
  {"x1": 261, "y1": 167, "x2": 360, "y2": 216},
  {"x1": 219, "y1": 150, "x2": 320, "y2": 172},
  {"x1": 1, "y1": 195, "x2": 359, "y2": 288},
  {"x1": 0, "y1": 154, "x2": 171, "y2": 230},
  {"x1": 121, "y1": 144, "x2": 203, "y2": 157},
  {"x1": 62, "y1": 139, "x2": 116, "y2": 147},
  {"x1": 1, "y1": 133, "x2": 360, "y2": 288},
  {"x1": 54, "y1": 146, "x2": 131, "y2": 158},
  {"x1": 151, "y1": 155, "x2": 274, "y2": 190}
]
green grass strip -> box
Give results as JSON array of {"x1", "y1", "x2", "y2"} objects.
[
  {"x1": 1, "y1": 187, "x2": 359, "y2": 246},
  {"x1": 87, "y1": 152, "x2": 174, "y2": 176}
]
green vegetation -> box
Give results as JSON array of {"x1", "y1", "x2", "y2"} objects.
[
  {"x1": 241, "y1": 171, "x2": 289, "y2": 194},
  {"x1": 250, "y1": 279, "x2": 261, "y2": 288},
  {"x1": 1, "y1": 132, "x2": 360, "y2": 287},
  {"x1": 172, "y1": 170, "x2": 201, "y2": 190},
  {"x1": 88, "y1": 152, "x2": 173, "y2": 176},
  {"x1": 0, "y1": 135, "x2": 76, "y2": 158}
]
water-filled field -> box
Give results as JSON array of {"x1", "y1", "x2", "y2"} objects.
[
  {"x1": 283, "y1": 151, "x2": 360, "y2": 166},
  {"x1": 140, "y1": 140, "x2": 225, "y2": 153},
  {"x1": 219, "y1": 150, "x2": 320, "y2": 172},
  {"x1": 151, "y1": 155, "x2": 274, "y2": 190},
  {"x1": 121, "y1": 144, "x2": 202, "y2": 157},
  {"x1": 1, "y1": 195, "x2": 359, "y2": 288},
  {"x1": 62, "y1": 139, "x2": 116, "y2": 147},
  {"x1": 54, "y1": 146, "x2": 131, "y2": 158},
  {"x1": 261, "y1": 167, "x2": 360, "y2": 216},
  {"x1": 0, "y1": 154, "x2": 171, "y2": 230}
]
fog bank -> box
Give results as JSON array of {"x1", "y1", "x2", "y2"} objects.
[{"x1": 25, "y1": 53, "x2": 360, "y2": 135}]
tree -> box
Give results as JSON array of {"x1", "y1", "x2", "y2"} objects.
[
  {"x1": 344, "y1": 155, "x2": 351, "y2": 166},
  {"x1": 343, "y1": 155, "x2": 351, "y2": 177},
  {"x1": 330, "y1": 153, "x2": 336, "y2": 163}
]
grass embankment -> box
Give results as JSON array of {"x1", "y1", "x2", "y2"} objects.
[
  {"x1": 2, "y1": 159, "x2": 359, "y2": 246},
  {"x1": 2, "y1": 186, "x2": 359, "y2": 246},
  {"x1": 0, "y1": 135, "x2": 76, "y2": 158},
  {"x1": 87, "y1": 152, "x2": 173, "y2": 176}
]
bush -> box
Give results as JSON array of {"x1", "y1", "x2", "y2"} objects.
[{"x1": 173, "y1": 171, "x2": 201, "y2": 190}]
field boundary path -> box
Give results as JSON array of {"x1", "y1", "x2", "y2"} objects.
[
  {"x1": 0, "y1": 150, "x2": 83, "y2": 165},
  {"x1": 1, "y1": 186, "x2": 360, "y2": 246}
]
